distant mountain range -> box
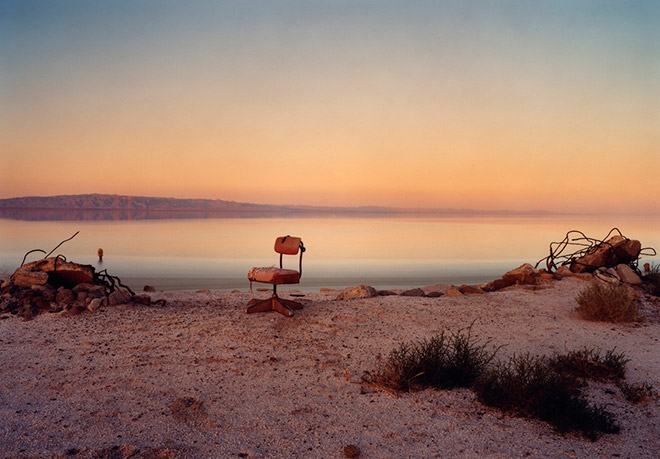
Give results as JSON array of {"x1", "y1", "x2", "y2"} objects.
[{"x1": 0, "y1": 193, "x2": 559, "y2": 221}]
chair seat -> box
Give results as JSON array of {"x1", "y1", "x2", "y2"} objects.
[{"x1": 248, "y1": 267, "x2": 301, "y2": 285}]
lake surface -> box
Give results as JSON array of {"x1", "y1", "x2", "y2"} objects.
[{"x1": 1, "y1": 215, "x2": 658, "y2": 292}]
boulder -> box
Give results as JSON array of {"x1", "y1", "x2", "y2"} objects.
[
  {"x1": 13, "y1": 268, "x2": 49, "y2": 287},
  {"x1": 481, "y1": 277, "x2": 515, "y2": 292},
  {"x1": 336, "y1": 284, "x2": 378, "y2": 301},
  {"x1": 571, "y1": 236, "x2": 642, "y2": 273},
  {"x1": 459, "y1": 284, "x2": 485, "y2": 295},
  {"x1": 143, "y1": 285, "x2": 157, "y2": 292},
  {"x1": 615, "y1": 264, "x2": 642, "y2": 285},
  {"x1": 554, "y1": 266, "x2": 574, "y2": 279},
  {"x1": 594, "y1": 268, "x2": 620, "y2": 284},
  {"x1": 87, "y1": 298, "x2": 103, "y2": 311},
  {"x1": 108, "y1": 289, "x2": 132, "y2": 306},
  {"x1": 445, "y1": 287, "x2": 463, "y2": 297},
  {"x1": 131, "y1": 294, "x2": 152, "y2": 305},
  {"x1": 400, "y1": 288, "x2": 426, "y2": 297},
  {"x1": 502, "y1": 263, "x2": 540, "y2": 285},
  {"x1": 12, "y1": 258, "x2": 94, "y2": 288},
  {"x1": 56, "y1": 288, "x2": 75, "y2": 305},
  {"x1": 31, "y1": 284, "x2": 55, "y2": 302}
]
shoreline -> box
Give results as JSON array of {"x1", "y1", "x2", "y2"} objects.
[{"x1": 1, "y1": 277, "x2": 659, "y2": 457}]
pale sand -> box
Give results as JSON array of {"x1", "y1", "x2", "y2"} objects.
[{"x1": 1, "y1": 277, "x2": 659, "y2": 458}]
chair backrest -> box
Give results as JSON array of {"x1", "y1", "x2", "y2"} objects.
[{"x1": 274, "y1": 236, "x2": 302, "y2": 255}]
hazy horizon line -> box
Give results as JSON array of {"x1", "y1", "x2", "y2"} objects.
[{"x1": 1, "y1": 192, "x2": 658, "y2": 218}]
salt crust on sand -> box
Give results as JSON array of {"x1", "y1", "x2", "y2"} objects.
[{"x1": 1, "y1": 278, "x2": 659, "y2": 458}]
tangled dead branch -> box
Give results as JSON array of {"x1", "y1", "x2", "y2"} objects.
[
  {"x1": 96, "y1": 269, "x2": 135, "y2": 296},
  {"x1": 535, "y1": 228, "x2": 656, "y2": 274},
  {"x1": 20, "y1": 231, "x2": 79, "y2": 267}
]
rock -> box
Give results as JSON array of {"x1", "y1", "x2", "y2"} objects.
[
  {"x1": 426, "y1": 291, "x2": 444, "y2": 298},
  {"x1": 34, "y1": 297, "x2": 51, "y2": 311},
  {"x1": 319, "y1": 287, "x2": 337, "y2": 292},
  {"x1": 87, "y1": 298, "x2": 103, "y2": 311},
  {"x1": 502, "y1": 263, "x2": 540, "y2": 285},
  {"x1": 67, "y1": 305, "x2": 86, "y2": 316},
  {"x1": 196, "y1": 289, "x2": 210, "y2": 294},
  {"x1": 445, "y1": 287, "x2": 463, "y2": 297},
  {"x1": 554, "y1": 266, "x2": 574, "y2": 279},
  {"x1": 571, "y1": 236, "x2": 642, "y2": 273},
  {"x1": 230, "y1": 289, "x2": 241, "y2": 293},
  {"x1": 343, "y1": 444, "x2": 361, "y2": 458},
  {"x1": 615, "y1": 264, "x2": 642, "y2": 285},
  {"x1": 594, "y1": 268, "x2": 620, "y2": 284},
  {"x1": 336, "y1": 284, "x2": 378, "y2": 301},
  {"x1": 143, "y1": 285, "x2": 156, "y2": 292},
  {"x1": 13, "y1": 269, "x2": 49, "y2": 288},
  {"x1": 459, "y1": 284, "x2": 485, "y2": 294},
  {"x1": 400, "y1": 288, "x2": 426, "y2": 297},
  {"x1": 108, "y1": 289, "x2": 132, "y2": 306},
  {"x1": 12, "y1": 258, "x2": 95, "y2": 288},
  {"x1": 377, "y1": 290, "x2": 399, "y2": 296},
  {"x1": 31, "y1": 284, "x2": 55, "y2": 302},
  {"x1": 481, "y1": 277, "x2": 515, "y2": 292},
  {"x1": 538, "y1": 272, "x2": 555, "y2": 281},
  {"x1": 131, "y1": 294, "x2": 152, "y2": 305},
  {"x1": 56, "y1": 288, "x2": 75, "y2": 305},
  {"x1": 612, "y1": 237, "x2": 642, "y2": 263}
]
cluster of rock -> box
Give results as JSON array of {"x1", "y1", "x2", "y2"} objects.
[
  {"x1": 1, "y1": 257, "x2": 152, "y2": 320},
  {"x1": 334, "y1": 236, "x2": 648, "y2": 300},
  {"x1": 335, "y1": 283, "x2": 487, "y2": 300},
  {"x1": 569, "y1": 235, "x2": 641, "y2": 274}
]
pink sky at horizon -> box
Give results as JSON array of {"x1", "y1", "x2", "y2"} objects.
[{"x1": 1, "y1": 1, "x2": 658, "y2": 216}]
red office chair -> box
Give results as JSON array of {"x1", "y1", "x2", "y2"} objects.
[{"x1": 246, "y1": 236, "x2": 306, "y2": 317}]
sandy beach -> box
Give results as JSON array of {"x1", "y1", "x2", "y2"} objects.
[{"x1": 1, "y1": 276, "x2": 659, "y2": 458}]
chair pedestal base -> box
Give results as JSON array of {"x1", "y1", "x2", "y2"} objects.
[{"x1": 246, "y1": 293, "x2": 303, "y2": 317}]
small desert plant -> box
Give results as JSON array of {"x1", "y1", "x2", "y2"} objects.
[
  {"x1": 474, "y1": 354, "x2": 620, "y2": 440},
  {"x1": 0, "y1": 266, "x2": 9, "y2": 282},
  {"x1": 548, "y1": 347, "x2": 628, "y2": 381},
  {"x1": 575, "y1": 281, "x2": 639, "y2": 322},
  {"x1": 643, "y1": 263, "x2": 660, "y2": 296},
  {"x1": 616, "y1": 381, "x2": 658, "y2": 404},
  {"x1": 366, "y1": 325, "x2": 498, "y2": 392}
]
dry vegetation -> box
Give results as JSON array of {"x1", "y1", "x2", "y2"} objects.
[
  {"x1": 364, "y1": 325, "x2": 497, "y2": 392},
  {"x1": 644, "y1": 263, "x2": 660, "y2": 296},
  {"x1": 575, "y1": 281, "x2": 639, "y2": 322},
  {"x1": 367, "y1": 327, "x2": 655, "y2": 441}
]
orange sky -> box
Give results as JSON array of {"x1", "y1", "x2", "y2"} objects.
[{"x1": 1, "y1": 1, "x2": 658, "y2": 215}]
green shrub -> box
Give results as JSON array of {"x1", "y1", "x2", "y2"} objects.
[
  {"x1": 474, "y1": 354, "x2": 620, "y2": 440},
  {"x1": 576, "y1": 281, "x2": 639, "y2": 322},
  {"x1": 367, "y1": 325, "x2": 497, "y2": 392}
]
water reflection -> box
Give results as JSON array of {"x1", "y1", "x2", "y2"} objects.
[{"x1": 1, "y1": 216, "x2": 658, "y2": 291}]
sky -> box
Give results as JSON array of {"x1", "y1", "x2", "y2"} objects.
[{"x1": 1, "y1": 0, "x2": 658, "y2": 215}]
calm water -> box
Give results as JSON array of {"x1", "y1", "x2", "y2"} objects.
[{"x1": 1, "y1": 216, "x2": 658, "y2": 291}]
